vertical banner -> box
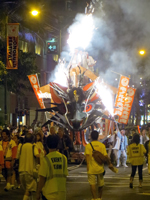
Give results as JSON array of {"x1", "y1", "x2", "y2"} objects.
[
  {"x1": 118, "y1": 87, "x2": 136, "y2": 124},
  {"x1": 7, "y1": 23, "x2": 19, "y2": 69},
  {"x1": 28, "y1": 74, "x2": 45, "y2": 109},
  {"x1": 114, "y1": 76, "x2": 130, "y2": 116}
]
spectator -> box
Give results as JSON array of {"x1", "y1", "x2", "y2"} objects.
[
  {"x1": 127, "y1": 133, "x2": 146, "y2": 188},
  {"x1": 0, "y1": 129, "x2": 17, "y2": 191},
  {"x1": 42, "y1": 126, "x2": 49, "y2": 136},
  {"x1": 37, "y1": 134, "x2": 68, "y2": 200},
  {"x1": 18, "y1": 133, "x2": 40, "y2": 200},
  {"x1": 57, "y1": 127, "x2": 73, "y2": 159},
  {"x1": 35, "y1": 131, "x2": 45, "y2": 163},
  {"x1": 85, "y1": 130, "x2": 107, "y2": 200},
  {"x1": 50, "y1": 126, "x2": 57, "y2": 135},
  {"x1": 140, "y1": 128, "x2": 149, "y2": 145}
]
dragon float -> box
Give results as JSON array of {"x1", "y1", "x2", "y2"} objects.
[{"x1": 38, "y1": 64, "x2": 118, "y2": 139}]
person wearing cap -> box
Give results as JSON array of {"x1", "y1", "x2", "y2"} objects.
[{"x1": 116, "y1": 128, "x2": 128, "y2": 168}]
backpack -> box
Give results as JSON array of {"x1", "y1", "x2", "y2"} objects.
[{"x1": 90, "y1": 143, "x2": 109, "y2": 165}]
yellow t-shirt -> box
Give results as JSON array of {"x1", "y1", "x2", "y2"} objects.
[
  {"x1": 84, "y1": 141, "x2": 107, "y2": 174},
  {"x1": 127, "y1": 143, "x2": 146, "y2": 166},
  {"x1": 18, "y1": 143, "x2": 39, "y2": 175},
  {"x1": 0, "y1": 140, "x2": 16, "y2": 159},
  {"x1": 39, "y1": 151, "x2": 68, "y2": 198}
]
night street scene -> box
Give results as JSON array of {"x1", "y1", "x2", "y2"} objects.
[{"x1": 0, "y1": 0, "x2": 150, "y2": 200}]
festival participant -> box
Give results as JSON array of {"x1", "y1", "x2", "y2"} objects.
[
  {"x1": 127, "y1": 134, "x2": 146, "y2": 188},
  {"x1": 37, "y1": 134, "x2": 68, "y2": 200},
  {"x1": 18, "y1": 133, "x2": 40, "y2": 200},
  {"x1": 57, "y1": 127, "x2": 73, "y2": 159},
  {"x1": 0, "y1": 129, "x2": 17, "y2": 191},
  {"x1": 11, "y1": 135, "x2": 21, "y2": 189},
  {"x1": 140, "y1": 128, "x2": 149, "y2": 145},
  {"x1": 85, "y1": 130, "x2": 107, "y2": 200},
  {"x1": 116, "y1": 128, "x2": 128, "y2": 168}
]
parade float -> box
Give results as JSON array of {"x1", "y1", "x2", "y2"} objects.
[{"x1": 28, "y1": 0, "x2": 136, "y2": 164}]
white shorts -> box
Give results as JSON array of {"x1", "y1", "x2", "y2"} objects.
[{"x1": 88, "y1": 173, "x2": 104, "y2": 187}]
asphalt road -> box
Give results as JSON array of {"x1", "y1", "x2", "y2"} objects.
[{"x1": 0, "y1": 164, "x2": 150, "y2": 200}]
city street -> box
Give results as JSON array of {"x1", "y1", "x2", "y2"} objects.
[{"x1": 0, "y1": 164, "x2": 150, "y2": 200}]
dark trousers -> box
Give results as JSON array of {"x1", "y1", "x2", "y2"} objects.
[{"x1": 131, "y1": 165, "x2": 143, "y2": 180}]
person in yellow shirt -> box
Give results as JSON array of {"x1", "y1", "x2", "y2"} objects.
[
  {"x1": 85, "y1": 130, "x2": 107, "y2": 200},
  {"x1": 127, "y1": 133, "x2": 146, "y2": 188},
  {"x1": 37, "y1": 134, "x2": 68, "y2": 200}
]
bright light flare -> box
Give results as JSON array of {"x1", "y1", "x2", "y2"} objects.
[
  {"x1": 31, "y1": 10, "x2": 39, "y2": 16},
  {"x1": 139, "y1": 50, "x2": 145, "y2": 56},
  {"x1": 95, "y1": 79, "x2": 114, "y2": 116},
  {"x1": 53, "y1": 60, "x2": 68, "y2": 87},
  {"x1": 67, "y1": 14, "x2": 94, "y2": 52}
]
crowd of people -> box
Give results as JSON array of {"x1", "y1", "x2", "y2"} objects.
[
  {"x1": 0, "y1": 125, "x2": 150, "y2": 200},
  {"x1": 0, "y1": 125, "x2": 73, "y2": 200}
]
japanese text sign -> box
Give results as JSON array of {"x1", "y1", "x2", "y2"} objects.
[
  {"x1": 7, "y1": 23, "x2": 19, "y2": 69},
  {"x1": 118, "y1": 87, "x2": 136, "y2": 124},
  {"x1": 28, "y1": 74, "x2": 45, "y2": 109},
  {"x1": 114, "y1": 76, "x2": 129, "y2": 116}
]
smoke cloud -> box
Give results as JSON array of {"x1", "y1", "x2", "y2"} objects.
[{"x1": 50, "y1": 0, "x2": 150, "y2": 88}]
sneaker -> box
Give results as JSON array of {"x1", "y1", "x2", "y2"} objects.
[
  {"x1": 116, "y1": 164, "x2": 120, "y2": 168},
  {"x1": 16, "y1": 185, "x2": 20, "y2": 189},
  {"x1": 4, "y1": 184, "x2": 12, "y2": 191},
  {"x1": 11, "y1": 185, "x2": 15, "y2": 190},
  {"x1": 129, "y1": 183, "x2": 133, "y2": 188},
  {"x1": 123, "y1": 164, "x2": 128, "y2": 168}
]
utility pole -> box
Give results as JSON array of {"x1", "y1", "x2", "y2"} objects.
[{"x1": 4, "y1": 15, "x2": 8, "y2": 128}]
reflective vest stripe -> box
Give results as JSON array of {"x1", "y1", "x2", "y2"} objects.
[{"x1": 45, "y1": 156, "x2": 53, "y2": 180}]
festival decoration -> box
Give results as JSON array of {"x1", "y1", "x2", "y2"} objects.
[
  {"x1": 7, "y1": 23, "x2": 19, "y2": 69},
  {"x1": 118, "y1": 87, "x2": 136, "y2": 124}
]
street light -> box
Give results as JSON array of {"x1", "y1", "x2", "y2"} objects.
[
  {"x1": 31, "y1": 10, "x2": 39, "y2": 16},
  {"x1": 139, "y1": 50, "x2": 146, "y2": 56},
  {"x1": 31, "y1": 10, "x2": 62, "y2": 56}
]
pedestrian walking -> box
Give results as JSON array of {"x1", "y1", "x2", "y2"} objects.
[
  {"x1": 127, "y1": 133, "x2": 146, "y2": 188},
  {"x1": 18, "y1": 133, "x2": 40, "y2": 200},
  {"x1": 37, "y1": 134, "x2": 68, "y2": 200},
  {"x1": 84, "y1": 130, "x2": 107, "y2": 200}
]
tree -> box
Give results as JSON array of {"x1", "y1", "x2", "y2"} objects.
[{"x1": 0, "y1": 39, "x2": 38, "y2": 95}]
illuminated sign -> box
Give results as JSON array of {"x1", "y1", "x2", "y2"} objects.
[{"x1": 47, "y1": 42, "x2": 58, "y2": 54}]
